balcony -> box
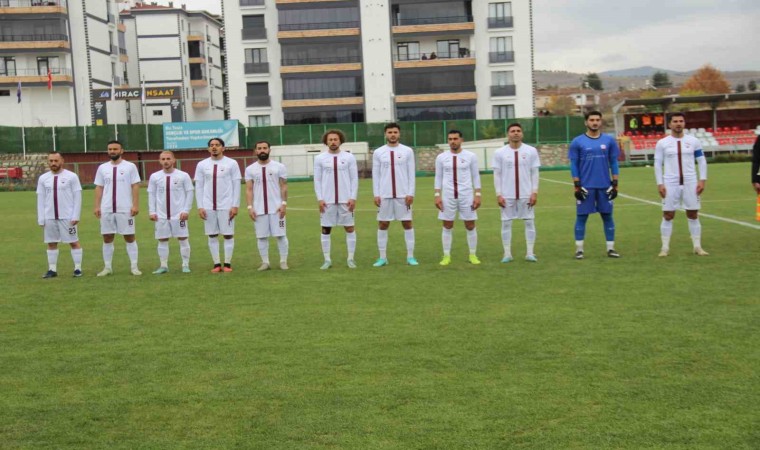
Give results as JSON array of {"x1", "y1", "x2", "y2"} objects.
[
  {"x1": 246, "y1": 95, "x2": 271, "y2": 108},
  {"x1": 396, "y1": 84, "x2": 475, "y2": 96},
  {"x1": 110, "y1": 44, "x2": 118, "y2": 55},
  {"x1": 242, "y1": 28, "x2": 267, "y2": 40},
  {"x1": 393, "y1": 51, "x2": 475, "y2": 69},
  {"x1": 187, "y1": 30, "x2": 205, "y2": 41},
  {"x1": 281, "y1": 55, "x2": 360, "y2": 66},
  {"x1": 190, "y1": 76, "x2": 208, "y2": 87},
  {"x1": 244, "y1": 62, "x2": 269, "y2": 74},
  {"x1": 393, "y1": 15, "x2": 472, "y2": 26},
  {"x1": 278, "y1": 21, "x2": 360, "y2": 32},
  {"x1": 239, "y1": 0, "x2": 264, "y2": 5},
  {"x1": 488, "y1": 16, "x2": 513, "y2": 28},
  {"x1": 0, "y1": 34, "x2": 70, "y2": 50},
  {"x1": 0, "y1": 67, "x2": 73, "y2": 83},
  {"x1": 282, "y1": 96, "x2": 363, "y2": 108},
  {"x1": 283, "y1": 90, "x2": 362, "y2": 100},
  {"x1": 489, "y1": 51, "x2": 515, "y2": 63},
  {"x1": 490, "y1": 84, "x2": 516, "y2": 97},
  {"x1": 192, "y1": 97, "x2": 210, "y2": 108},
  {"x1": 395, "y1": 91, "x2": 477, "y2": 104},
  {"x1": 0, "y1": 0, "x2": 67, "y2": 14}
]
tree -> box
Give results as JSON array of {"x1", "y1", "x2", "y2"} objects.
[
  {"x1": 748, "y1": 80, "x2": 757, "y2": 92},
  {"x1": 652, "y1": 71, "x2": 672, "y2": 88},
  {"x1": 546, "y1": 95, "x2": 577, "y2": 116},
  {"x1": 584, "y1": 73, "x2": 603, "y2": 91},
  {"x1": 680, "y1": 64, "x2": 731, "y2": 94},
  {"x1": 736, "y1": 83, "x2": 746, "y2": 93}
]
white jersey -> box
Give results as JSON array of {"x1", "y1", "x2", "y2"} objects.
[
  {"x1": 434, "y1": 149, "x2": 481, "y2": 199},
  {"x1": 245, "y1": 160, "x2": 288, "y2": 216},
  {"x1": 654, "y1": 135, "x2": 707, "y2": 185},
  {"x1": 313, "y1": 150, "x2": 359, "y2": 204},
  {"x1": 36, "y1": 169, "x2": 82, "y2": 224},
  {"x1": 372, "y1": 144, "x2": 416, "y2": 199},
  {"x1": 94, "y1": 160, "x2": 141, "y2": 213},
  {"x1": 194, "y1": 156, "x2": 242, "y2": 211},
  {"x1": 147, "y1": 169, "x2": 194, "y2": 220},
  {"x1": 492, "y1": 144, "x2": 541, "y2": 199}
]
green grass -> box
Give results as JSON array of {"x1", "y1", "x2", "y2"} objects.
[{"x1": 1, "y1": 163, "x2": 758, "y2": 449}]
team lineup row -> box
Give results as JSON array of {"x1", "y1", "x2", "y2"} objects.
[{"x1": 36, "y1": 112, "x2": 710, "y2": 278}]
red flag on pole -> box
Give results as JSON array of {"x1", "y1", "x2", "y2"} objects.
[{"x1": 47, "y1": 68, "x2": 52, "y2": 90}]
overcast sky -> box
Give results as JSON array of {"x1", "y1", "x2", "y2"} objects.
[{"x1": 176, "y1": 0, "x2": 759, "y2": 73}]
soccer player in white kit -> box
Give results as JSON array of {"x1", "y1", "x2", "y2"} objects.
[
  {"x1": 492, "y1": 123, "x2": 541, "y2": 263},
  {"x1": 654, "y1": 113, "x2": 709, "y2": 256},
  {"x1": 372, "y1": 123, "x2": 418, "y2": 267},
  {"x1": 93, "y1": 140, "x2": 141, "y2": 276},
  {"x1": 313, "y1": 129, "x2": 359, "y2": 269},
  {"x1": 245, "y1": 141, "x2": 289, "y2": 271},
  {"x1": 147, "y1": 151, "x2": 194, "y2": 274},
  {"x1": 37, "y1": 152, "x2": 83, "y2": 278},
  {"x1": 194, "y1": 137, "x2": 242, "y2": 273},
  {"x1": 434, "y1": 130, "x2": 482, "y2": 265}
]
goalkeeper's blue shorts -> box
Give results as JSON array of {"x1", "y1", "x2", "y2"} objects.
[{"x1": 576, "y1": 188, "x2": 613, "y2": 215}]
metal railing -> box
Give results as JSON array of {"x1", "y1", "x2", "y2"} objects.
[
  {"x1": 490, "y1": 84, "x2": 516, "y2": 97},
  {"x1": 281, "y1": 55, "x2": 361, "y2": 66},
  {"x1": 239, "y1": 0, "x2": 264, "y2": 5},
  {"x1": 241, "y1": 28, "x2": 267, "y2": 40},
  {"x1": 187, "y1": 29, "x2": 205, "y2": 39},
  {"x1": 393, "y1": 15, "x2": 473, "y2": 26},
  {"x1": 246, "y1": 95, "x2": 271, "y2": 107},
  {"x1": 192, "y1": 97, "x2": 209, "y2": 103},
  {"x1": 0, "y1": 0, "x2": 67, "y2": 7},
  {"x1": 283, "y1": 91, "x2": 363, "y2": 100},
  {"x1": 278, "y1": 21, "x2": 360, "y2": 31},
  {"x1": 110, "y1": 44, "x2": 118, "y2": 54},
  {"x1": 107, "y1": 12, "x2": 115, "y2": 23},
  {"x1": 0, "y1": 33, "x2": 68, "y2": 42},
  {"x1": 190, "y1": 74, "x2": 207, "y2": 81},
  {"x1": 113, "y1": 76, "x2": 122, "y2": 85},
  {"x1": 489, "y1": 51, "x2": 515, "y2": 63},
  {"x1": 244, "y1": 62, "x2": 269, "y2": 74},
  {"x1": 394, "y1": 51, "x2": 474, "y2": 61},
  {"x1": 188, "y1": 49, "x2": 205, "y2": 58},
  {"x1": 487, "y1": 16, "x2": 513, "y2": 28},
  {"x1": 119, "y1": 47, "x2": 127, "y2": 55},
  {"x1": 0, "y1": 67, "x2": 72, "y2": 76},
  {"x1": 396, "y1": 84, "x2": 476, "y2": 95}
]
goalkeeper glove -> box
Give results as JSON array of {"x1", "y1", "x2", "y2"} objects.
[
  {"x1": 606, "y1": 179, "x2": 618, "y2": 200},
  {"x1": 574, "y1": 181, "x2": 588, "y2": 201}
]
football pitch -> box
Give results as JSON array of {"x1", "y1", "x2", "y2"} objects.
[{"x1": 1, "y1": 163, "x2": 758, "y2": 449}]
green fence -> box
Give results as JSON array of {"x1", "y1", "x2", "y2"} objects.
[{"x1": 0, "y1": 116, "x2": 585, "y2": 154}]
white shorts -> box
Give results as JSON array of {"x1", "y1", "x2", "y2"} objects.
[
  {"x1": 377, "y1": 198, "x2": 412, "y2": 222},
  {"x1": 662, "y1": 183, "x2": 701, "y2": 211},
  {"x1": 44, "y1": 219, "x2": 79, "y2": 243},
  {"x1": 438, "y1": 195, "x2": 478, "y2": 221},
  {"x1": 254, "y1": 214, "x2": 286, "y2": 238},
  {"x1": 321, "y1": 203, "x2": 355, "y2": 227},
  {"x1": 155, "y1": 218, "x2": 190, "y2": 239},
  {"x1": 204, "y1": 209, "x2": 236, "y2": 236},
  {"x1": 500, "y1": 199, "x2": 535, "y2": 220},
  {"x1": 101, "y1": 212, "x2": 136, "y2": 235}
]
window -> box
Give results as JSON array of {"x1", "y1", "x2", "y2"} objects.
[
  {"x1": 396, "y1": 42, "x2": 420, "y2": 61},
  {"x1": 181, "y1": 20, "x2": 184, "y2": 31},
  {"x1": 1, "y1": 57, "x2": 17, "y2": 76},
  {"x1": 278, "y1": 6, "x2": 360, "y2": 30},
  {"x1": 246, "y1": 82, "x2": 270, "y2": 107},
  {"x1": 209, "y1": 56, "x2": 213, "y2": 64},
  {"x1": 245, "y1": 48, "x2": 267, "y2": 63},
  {"x1": 153, "y1": 110, "x2": 163, "y2": 116},
  {"x1": 489, "y1": 37, "x2": 514, "y2": 63},
  {"x1": 242, "y1": 15, "x2": 265, "y2": 29},
  {"x1": 37, "y1": 56, "x2": 60, "y2": 75},
  {"x1": 248, "y1": 115, "x2": 271, "y2": 127},
  {"x1": 436, "y1": 40, "x2": 460, "y2": 59},
  {"x1": 394, "y1": 70, "x2": 475, "y2": 95},
  {"x1": 0, "y1": 90, "x2": 10, "y2": 97},
  {"x1": 281, "y1": 42, "x2": 360, "y2": 65},
  {"x1": 488, "y1": 2, "x2": 513, "y2": 28},
  {"x1": 492, "y1": 71, "x2": 514, "y2": 86},
  {"x1": 493, "y1": 105, "x2": 515, "y2": 119},
  {"x1": 283, "y1": 76, "x2": 363, "y2": 100}
]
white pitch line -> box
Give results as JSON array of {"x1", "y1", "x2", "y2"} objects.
[{"x1": 540, "y1": 177, "x2": 760, "y2": 230}]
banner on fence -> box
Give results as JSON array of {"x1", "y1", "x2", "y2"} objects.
[{"x1": 163, "y1": 120, "x2": 240, "y2": 149}]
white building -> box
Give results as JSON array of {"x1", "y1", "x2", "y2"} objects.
[
  {"x1": 119, "y1": 1, "x2": 225, "y2": 124},
  {"x1": 0, "y1": 0, "x2": 129, "y2": 127},
  {"x1": 223, "y1": 0, "x2": 534, "y2": 127}
]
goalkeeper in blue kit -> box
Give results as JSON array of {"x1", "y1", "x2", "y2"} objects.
[{"x1": 568, "y1": 111, "x2": 621, "y2": 259}]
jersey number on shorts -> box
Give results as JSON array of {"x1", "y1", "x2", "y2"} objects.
[
  {"x1": 128, "y1": 218, "x2": 134, "y2": 226},
  {"x1": 68, "y1": 227, "x2": 76, "y2": 235},
  {"x1": 180, "y1": 220, "x2": 186, "y2": 228},
  {"x1": 279, "y1": 220, "x2": 285, "y2": 228}
]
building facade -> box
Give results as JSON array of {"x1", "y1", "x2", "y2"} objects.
[{"x1": 223, "y1": 0, "x2": 534, "y2": 127}]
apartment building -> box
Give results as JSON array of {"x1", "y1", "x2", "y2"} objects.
[
  {"x1": 120, "y1": 1, "x2": 225, "y2": 124},
  {"x1": 0, "y1": 0, "x2": 129, "y2": 126},
  {"x1": 223, "y1": 0, "x2": 534, "y2": 127}
]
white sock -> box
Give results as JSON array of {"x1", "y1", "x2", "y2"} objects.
[
  {"x1": 321, "y1": 233, "x2": 331, "y2": 261},
  {"x1": 688, "y1": 218, "x2": 702, "y2": 248},
  {"x1": 606, "y1": 241, "x2": 615, "y2": 252},
  {"x1": 223, "y1": 238, "x2": 234, "y2": 264},
  {"x1": 277, "y1": 236, "x2": 289, "y2": 262},
  {"x1": 661, "y1": 218, "x2": 673, "y2": 250},
  {"x1": 575, "y1": 240, "x2": 584, "y2": 252},
  {"x1": 126, "y1": 241, "x2": 139, "y2": 267},
  {"x1": 157, "y1": 241, "x2": 169, "y2": 267},
  {"x1": 257, "y1": 238, "x2": 270, "y2": 265},
  {"x1": 466, "y1": 228, "x2": 478, "y2": 255},
  {"x1": 47, "y1": 249, "x2": 59, "y2": 271},
  {"x1": 70, "y1": 248, "x2": 82, "y2": 270},
  {"x1": 501, "y1": 220, "x2": 513, "y2": 257},
  {"x1": 179, "y1": 239, "x2": 190, "y2": 267},
  {"x1": 102, "y1": 242, "x2": 114, "y2": 268},
  {"x1": 404, "y1": 228, "x2": 415, "y2": 258},
  {"x1": 441, "y1": 227, "x2": 452, "y2": 256},
  {"x1": 346, "y1": 231, "x2": 356, "y2": 260},
  {"x1": 377, "y1": 229, "x2": 388, "y2": 259},
  {"x1": 208, "y1": 236, "x2": 220, "y2": 264},
  {"x1": 525, "y1": 219, "x2": 536, "y2": 256}
]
